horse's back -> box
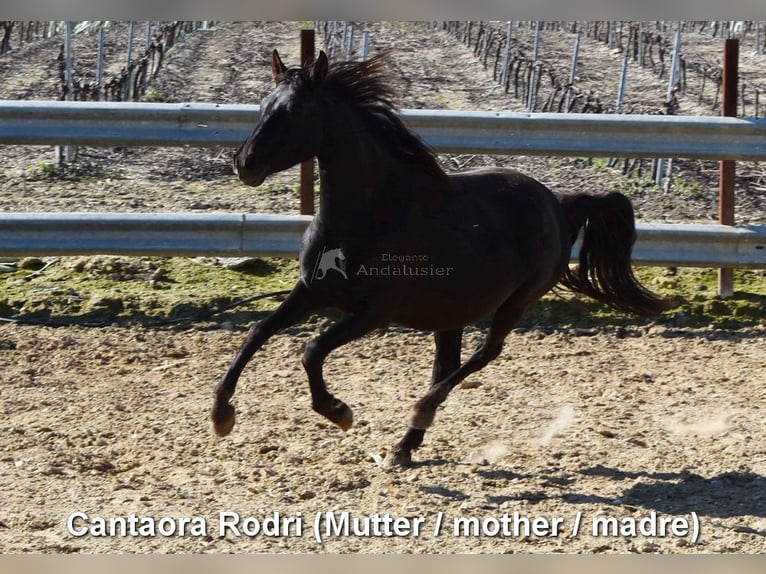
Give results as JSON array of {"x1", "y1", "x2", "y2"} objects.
[
  {"x1": 447, "y1": 167, "x2": 559, "y2": 211},
  {"x1": 445, "y1": 167, "x2": 569, "y2": 262}
]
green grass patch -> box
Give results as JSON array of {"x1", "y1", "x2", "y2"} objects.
[
  {"x1": 140, "y1": 90, "x2": 169, "y2": 103},
  {"x1": 1, "y1": 256, "x2": 764, "y2": 330},
  {"x1": 523, "y1": 266, "x2": 766, "y2": 330},
  {"x1": 0, "y1": 256, "x2": 299, "y2": 327}
]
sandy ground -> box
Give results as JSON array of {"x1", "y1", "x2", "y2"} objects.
[{"x1": 0, "y1": 321, "x2": 765, "y2": 553}]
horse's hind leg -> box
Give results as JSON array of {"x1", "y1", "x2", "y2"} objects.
[
  {"x1": 384, "y1": 329, "x2": 462, "y2": 467},
  {"x1": 211, "y1": 281, "x2": 318, "y2": 437},
  {"x1": 389, "y1": 283, "x2": 550, "y2": 466},
  {"x1": 302, "y1": 310, "x2": 384, "y2": 430}
]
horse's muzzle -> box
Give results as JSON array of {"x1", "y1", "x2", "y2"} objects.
[{"x1": 232, "y1": 153, "x2": 267, "y2": 187}]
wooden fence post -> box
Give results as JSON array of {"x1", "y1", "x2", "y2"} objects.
[
  {"x1": 718, "y1": 38, "x2": 739, "y2": 297},
  {"x1": 299, "y1": 28, "x2": 316, "y2": 216}
]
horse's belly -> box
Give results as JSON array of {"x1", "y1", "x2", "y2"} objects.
[
  {"x1": 391, "y1": 279, "x2": 524, "y2": 331},
  {"x1": 393, "y1": 304, "x2": 496, "y2": 331},
  {"x1": 390, "y1": 244, "x2": 568, "y2": 330}
]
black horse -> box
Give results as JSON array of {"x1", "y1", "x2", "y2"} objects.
[{"x1": 213, "y1": 50, "x2": 666, "y2": 467}]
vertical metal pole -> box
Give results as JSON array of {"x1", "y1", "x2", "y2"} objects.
[
  {"x1": 63, "y1": 21, "x2": 73, "y2": 101},
  {"x1": 616, "y1": 55, "x2": 628, "y2": 113},
  {"x1": 96, "y1": 24, "x2": 105, "y2": 101},
  {"x1": 500, "y1": 21, "x2": 513, "y2": 90},
  {"x1": 345, "y1": 23, "x2": 354, "y2": 57},
  {"x1": 609, "y1": 55, "x2": 630, "y2": 167},
  {"x1": 64, "y1": 21, "x2": 75, "y2": 161},
  {"x1": 718, "y1": 38, "x2": 739, "y2": 298},
  {"x1": 126, "y1": 21, "x2": 134, "y2": 69},
  {"x1": 328, "y1": 21, "x2": 337, "y2": 58},
  {"x1": 527, "y1": 21, "x2": 542, "y2": 111},
  {"x1": 565, "y1": 31, "x2": 580, "y2": 111},
  {"x1": 657, "y1": 22, "x2": 683, "y2": 188},
  {"x1": 141, "y1": 21, "x2": 152, "y2": 96},
  {"x1": 125, "y1": 21, "x2": 135, "y2": 101},
  {"x1": 360, "y1": 30, "x2": 370, "y2": 60},
  {"x1": 666, "y1": 21, "x2": 682, "y2": 102},
  {"x1": 300, "y1": 29, "x2": 316, "y2": 216},
  {"x1": 663, "y1": 158, "x2": 674, "y2": 192}
]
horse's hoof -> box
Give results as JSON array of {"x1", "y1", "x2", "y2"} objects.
[
  {"x1": 335, "y1": 406, "x2": 354, "y2": 431},
  {"x1": 211, "y1": 402, "x2": 236, "y2": 437},
  {"x1": 382, "y1": 448, "x2": 412, "y2": 468},
  {"x1": 314, "y1": 398, "x2": 353, "y2": 431}
]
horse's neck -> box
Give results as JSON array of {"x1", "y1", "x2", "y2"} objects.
[
  {"x1": 314, "y1": 101, "x2": 444, "y2": 232},
  {"x1": 315, "y1": 113, "x2": 389, "y2": 227}
]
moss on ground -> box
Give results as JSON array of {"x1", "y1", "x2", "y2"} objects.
[
  {"x1": 0, "y1": 256, "x2": 298, "y2": 327},
  {"x1": 522, "y1": 266, "x2": 766, "y2": 330},
  {"x1": 0, "y1": 256, "x2": 764, "y2": 329}
]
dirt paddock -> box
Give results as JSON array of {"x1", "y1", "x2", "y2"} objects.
[{"x1": 0, "y1": 321, "x2": 764, "y2": 553}]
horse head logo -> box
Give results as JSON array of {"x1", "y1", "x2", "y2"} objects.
[{"x1": 313, "y1": 247, "x2": 348, "y2": 281}]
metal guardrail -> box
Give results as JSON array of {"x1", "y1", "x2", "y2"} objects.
[
  {"x1": 406, "y1": 109, "x2": 766, "y2": 160},
  {"x1": 1, "y1": 101, "x2": 765, "y2": 269},
  {"x1": 0, "y1": 213, "x2": 313, "y2": 259},
  {"x1": 631, "y1": 222, "x2": 766, "y2": 268},
  {"x1": 0, "y1": 101, "x2": 256, "y2": 148},
  {"x1": 1, "y1": 100, "x2": 766, "y2": 160},
  {"x1": 1, "y1": 212, "x2": 765, "y2": 268}
]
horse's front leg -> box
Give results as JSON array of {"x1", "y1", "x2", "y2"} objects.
[
  {"x1": 211, "y1": 281, "x2": 319, "y2": 437},
  {"x1": 301, "y1": 309, "x2": 385, "y2": 431}
]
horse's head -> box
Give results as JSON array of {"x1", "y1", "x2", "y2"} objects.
[{"x1": 232, "y1": 49, "x2": 328, "y2": 187}]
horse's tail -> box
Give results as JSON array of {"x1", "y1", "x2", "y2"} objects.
[{"x1": 558, "y1": 192, "x2": 669, "y2": 316}]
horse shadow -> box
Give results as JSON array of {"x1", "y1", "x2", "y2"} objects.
[
  {"x1": 569, "y1": 466, "x2": 766, "y2": 521},
  {"x1": 417, "y1": 464, "x2": 766, "y2": 527}
]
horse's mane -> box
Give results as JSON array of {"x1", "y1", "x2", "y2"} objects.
[{"x1": 314, "y1": 53, "x2": 446, "y2": 179}]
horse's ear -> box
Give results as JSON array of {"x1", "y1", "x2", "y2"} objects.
[
  {"x1": 271, "y1": 49, "x2": 287, "y2": 84},
  {"x1": 312, "y1": 51, "x2": 329, "y2": 81}
]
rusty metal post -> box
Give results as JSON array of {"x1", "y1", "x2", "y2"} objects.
[
  {"x1": 299, "y1": 28, "x2": 316, "y2": 216},
  {"x1": 718, "y1": 38, "x2": 738, "y2": 297}
]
